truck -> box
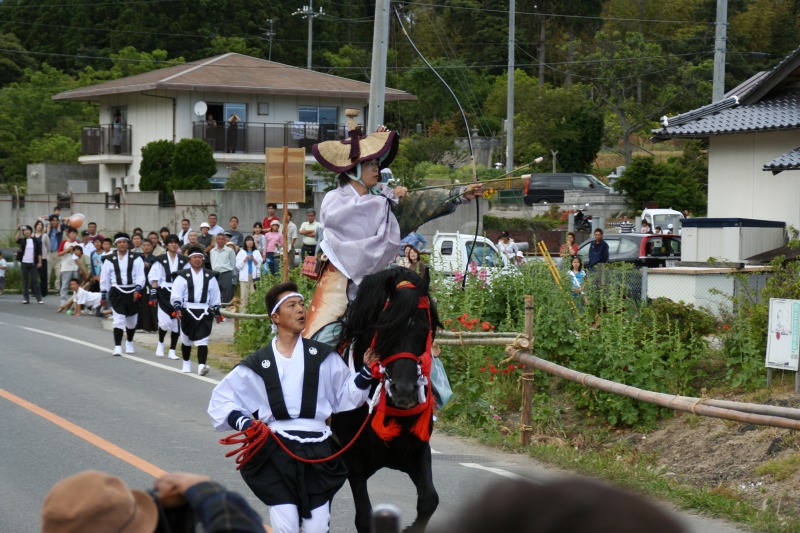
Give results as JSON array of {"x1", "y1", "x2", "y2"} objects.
[
  {"x1": 640, "y1": 208, "x2": 683, "y2": 233},
  {"x1": 429, "y1": 232, "x2": 514, "y2": 277}
]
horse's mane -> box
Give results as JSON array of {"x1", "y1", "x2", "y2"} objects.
[{"x1": 336, "y1": 268, "x2": 442, "y2": 368}]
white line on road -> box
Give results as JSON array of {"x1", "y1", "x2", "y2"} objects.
[
  {"x1": 459, "y1": 463, "x2": 531, "y2": 481},
  {"x1": 1, "y1": 322, "x2": 220, "y2": 385}
]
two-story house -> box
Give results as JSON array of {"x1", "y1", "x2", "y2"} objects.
[{"x1": 53, "y1": 52, "x2": 415, "y2": 193}]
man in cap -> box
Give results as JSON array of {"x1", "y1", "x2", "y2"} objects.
[
  {"x1": 41, "y1": 470, "x2": 263, "y2": 533},
  {"x1": 148, "y1": 234, "x2": 188, "y2": 359},
  {"x1": 306, "y1": 109, "x2": 483, "y2": 340},
  {"x1": 171, "y1": 245, "x2": 222, "y2": 375},
  {"x1": 208, "y1": 280, "x2": 377, "y2": 533},
  {"x1": 100, "y1": 232, "x2": 146, "y2": 355}
]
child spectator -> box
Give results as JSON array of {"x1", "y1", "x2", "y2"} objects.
[{"x1": 67, "y1": 278, "x2": 103, "y2": 317}]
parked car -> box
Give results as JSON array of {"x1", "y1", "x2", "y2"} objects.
[
  {"x1": 522, "y1": 173, "x2": 611, "y2": 205},
  {"x1": 429, "y1": 232, "x2": 515, "y2": 278},
  {"x1": 576, "y1": 233, "x2": 681, "y2": 268}
]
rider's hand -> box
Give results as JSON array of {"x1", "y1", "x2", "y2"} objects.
[
  {"x1": 393, "y1": 186, "x2": 408, "y2": 200},
  {"x1": 463, "y1": 183, "x2": 484, "y2": 199}
]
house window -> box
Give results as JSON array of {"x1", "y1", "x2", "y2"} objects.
[
  {"x1": 225, "y1": 103, "x2": 246, "y2": 123},
  {"x1": 298, "y1": 106, "x2": 338, "y2": 124}
]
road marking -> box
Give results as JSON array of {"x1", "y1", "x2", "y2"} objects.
[
  {"x1": 0, "y1": 387, "x2": 167, "y2": 478},
  {"x1": 13, "y1": 324, "x2": 220, "y2": 384},
  {"x1": 459, "y1": 463, "x2": 529, "y2": 481}
]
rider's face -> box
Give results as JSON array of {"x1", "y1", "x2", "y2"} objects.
[{"x1": 360, "y1": 159, "x2": 380, "y2": 188}]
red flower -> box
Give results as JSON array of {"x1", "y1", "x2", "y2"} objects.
[
  {"x1": 723, "y1": 324, "x2": 729, "y2": 330},
  {"x1": 479, "y1": 366, "x2": 486, "y2": 373},
  {"x1": 518, "y1": 363, "x2": 524, "y2": 369},
  {"x1": 489, "y1": 376, "x2": 494, "y2": 381},
  {"x1": 503, "y1": 369, "x2": 510, "y2": 374}
]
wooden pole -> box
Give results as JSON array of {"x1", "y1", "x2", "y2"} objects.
[
  {"x1": 520, "y1": 295, "x2": 534, "y2": 446},
  {"x1": 282, "y1": 146, "x2": 289, "y2": 282},
  {"x1": 507, "y1": 347, "x2": 800, "y2": 431}
]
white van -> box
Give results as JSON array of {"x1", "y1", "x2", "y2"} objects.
[
  {"x1": 430, "y1": 232, "x2": 513, "y2": 276},
  {"x1": 640, "y1": 208, "x2": 683, "y2": 233}
]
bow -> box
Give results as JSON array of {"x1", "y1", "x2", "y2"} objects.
[{"x1": 393, "y1": 6, "x2": 479, "y2": 288}]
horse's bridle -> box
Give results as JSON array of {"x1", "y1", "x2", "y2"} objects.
[{"x1": 371, "y1": 281, "x2": 434, "y2": 407}]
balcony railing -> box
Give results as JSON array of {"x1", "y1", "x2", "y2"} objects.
[
  {"x1": 81, "y1": 124, "x2": 132, "y2": 156},
  {"x1": 192, "y1": 121, "x2": 346, "y2": 155}
]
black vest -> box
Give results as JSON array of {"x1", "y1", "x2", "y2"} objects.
[
  {"x1": 175, "y1": 268, "x2": 213, "y2": 303},
  {"x1": 240, "y1": 339, "x2": 333, "y2": 420},
  {"x1": 108, "y1": 252, "x2": 136, "y2": 285},
  {"x1": 156, "y1": 253, "x2": 188, "y2": 282}
]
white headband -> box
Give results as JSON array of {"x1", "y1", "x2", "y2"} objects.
[
  {"x1": 113, "y1": 237, "x2": 129, "y2": 244},
  {"x1": 188, "y1": 251, "x2": 205, "y2": 258},
  {"x1": 270, "y1": 292, "x2": 304, "y2": 333}
]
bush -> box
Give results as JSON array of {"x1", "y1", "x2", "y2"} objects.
[
  {"x1": 140, "y1": 139, "x2": 175, "y2": 195},
  {"x1": 170, "y1": 138, "x2": 215, "y2": 191}
]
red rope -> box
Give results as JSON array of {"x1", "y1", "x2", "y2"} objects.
[{"x1": 219, "y1": 409, "x2": 373, "y2": 468}]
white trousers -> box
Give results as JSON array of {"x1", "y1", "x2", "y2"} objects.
[
  {"x1": 112, "y1": 310, "x2": 137, "y2": 330},
  {"x1": 157, "y1": 307, "x2": 179, "y2": 332},
  {"x1": 180, "y1": 332, "x2": 209, "y2": 347},
  {"x1": 269, "y1": 502, "x2": 330, "y2": 533}
]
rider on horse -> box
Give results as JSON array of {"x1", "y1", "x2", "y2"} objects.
[{"x1": 304, "y1": 109, "x2": 483, "y2": 341}]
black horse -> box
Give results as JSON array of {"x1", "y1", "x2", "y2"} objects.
[{"x1": 332, "y1": 267, "x2": 443, "y2": 533}]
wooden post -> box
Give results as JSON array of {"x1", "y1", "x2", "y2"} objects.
[
  {"x1": 520, "y1": 295, "x2": 534, "y2": 446},
  {"x1": 282, "y1": 146, "x2": 289, "y2": 282}
]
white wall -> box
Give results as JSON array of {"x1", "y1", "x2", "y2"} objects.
[{"x1": 708, "y1": 131, "x2": 800, "y2": 227}]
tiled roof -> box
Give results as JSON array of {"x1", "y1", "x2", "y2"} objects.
[
  {"x1": 653, "y1": 92, "x2": 800, "y2": 139},
  {"x1": 53, "y1": 53, "x2": 415, "y2": 102},
  {"x1": 763, "y1": 147, "x2": 800, "y2": 172}
]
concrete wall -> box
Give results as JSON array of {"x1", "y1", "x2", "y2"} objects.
[
  {"x1": 27, "y1": 163, "x2": 99, "y2": 194},
  {"x1": 1, "y1": 188, "x2": 486, "y2": 244}
]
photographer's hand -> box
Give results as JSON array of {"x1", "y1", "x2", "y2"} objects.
[{"x1": 154, "y1": 472, "x2": 211, "y2": 509}]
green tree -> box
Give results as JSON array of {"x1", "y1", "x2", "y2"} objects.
[
  {"x1": 208, "y1": 37, "x2": 261, "y2": 58},
  {"x1": 170, "y1": 138, "x2": 215, "y2": 191},
  {"x1": 225, "y1": 164, "x2": 264, "y2": 191},
  {"x1": 484, "y1": 71, "x2": 604, "y2": 172},
  {"x1": 0, "y1": 33, "x2": 37, "y2": 86},
  {"x1": 613, "y1": 142, "x2": 707, "y2": 214},
  {"x1": 0, "y1": 64, "x2": 96, "y2": 183},
  {"x1": 139, "y1": 140, "x2": 175, "y2": 195},
  {"x1": 574, "y1": 31, "x2": 712, "y2": 164},
  {"x1": 26, "y1": 134, "x2": 80, "y2": 163}
]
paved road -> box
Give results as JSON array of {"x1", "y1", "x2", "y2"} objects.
[{"x1": 0, "y1": 296, "x2": 750, "y2": 532}]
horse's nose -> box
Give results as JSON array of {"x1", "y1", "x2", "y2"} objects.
[{"x1": 393, "y1": 380, "x2": 416, "y2": 399}]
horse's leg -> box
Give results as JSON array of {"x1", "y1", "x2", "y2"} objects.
[
  {"x1": 403, "y1": 444, "x2": 439, "y2": 533},
  {"x1": 349, "y1": 472, "x2": 374, "y2": 533}
]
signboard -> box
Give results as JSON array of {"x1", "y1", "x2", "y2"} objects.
[
  {"x1": 765, "y1": 298, "x2": 800, "y2": 371},
  {"x1": 265, "y1": 147, "x2": 306, "y2": 204}
]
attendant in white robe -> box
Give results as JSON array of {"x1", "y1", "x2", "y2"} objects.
[
  {"x1": 147, "y1": 234, "x2": 186, "y2": 360},
  {"x1": 208, "y1": 281, "x2": 377, "y2": 533},
  {"x1": 99, "y1": 232, "x2": 145, "y2": 356}
]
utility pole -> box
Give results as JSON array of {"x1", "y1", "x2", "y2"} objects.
[
  {"x1": 261, "y1": 18, "x2": 276, "y2": 61},
  {"x1": 367, "y1": 0, "x2": 390, "y2": 132},
  {"x1": 712, "y1": 0, "x2": 728, "y2": 102},
  {"x1": 506, "y1": 0, "x2": 515, "y2": 171},
  {"x1": 293, "y1": 0, "x2": 324, "y2": 69}
]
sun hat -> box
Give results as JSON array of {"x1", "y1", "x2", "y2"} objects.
[
  {"x1": 270, "y1": 220, "x2": 280, "y2": 227},
  {"x1": 312, "y1": 108, "x2": 398, "y2": 174},
  {"x1": 41, "y1": 470, "x2": 158, "y2": 533},
  {"x1": 199, "y1": 222, "x2": 210, "y2": 229}
]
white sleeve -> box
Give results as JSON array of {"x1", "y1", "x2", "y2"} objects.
[
  {"x1": 208, "y1": 365, "x2": 271, "y2": 431},
  {"x1": 253, "y1": 250, "x2": 263, "y2": 267},
  {"x1": 99, "y1": 259, "x2": 113, "y2": 292},
  {"x1": 132, "y1": 257, "x2": 146, "y2": 287},
  {"x1": 208, "y1": 276, "x2": 221, "y2": 307},
  {"x1": 322, "y1": 352, "x2": 370, "y2": 413},
  {"x1": 170, "y1": 276, "x2": 187, "y2": 307},
  {"x1": 235, "y1": 250, "x2": 246, "y2": 271},
  {"x1": 148, "y1": 261, "x2": 164, "y2": 286}
]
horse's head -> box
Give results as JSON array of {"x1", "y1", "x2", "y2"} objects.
[{"x1": 338, "y1": 267, "x2": 442, "y2": 410}]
